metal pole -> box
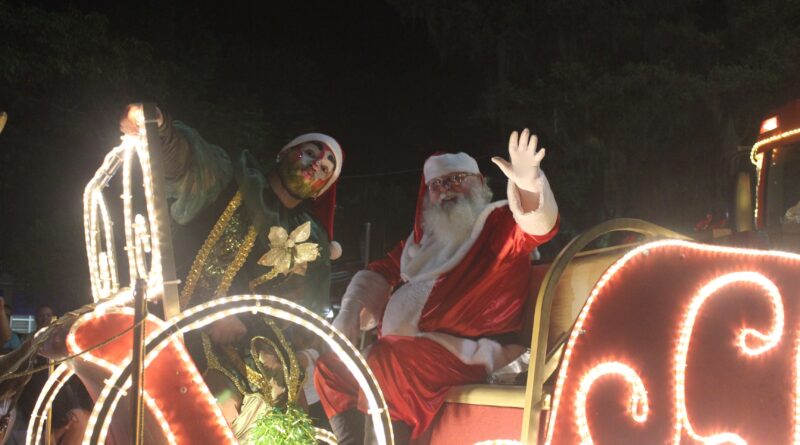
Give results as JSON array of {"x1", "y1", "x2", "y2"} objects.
[
  {"x1": 127, "y1": 102, "x2": 176, "y2": 445},
  {"x1": 363, "y1": 222, "x2": 372, "y2": 268},
  {"x1": 359, "y1": 222, "x2": 372, "y2": 350},
  {"x1": 142, "y1": 103, "x2": 181, "y2": 322},
  {"x1": 130, "y1": 278, "x2": 147, "y2": 445},
  {"x1": 44, "y1": 359, "x2": 54, "y2": 445}
]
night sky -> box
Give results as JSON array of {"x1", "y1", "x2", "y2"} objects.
[
  {"x1": 62, "y1": 0, "x2": 496, "y2": 166},
  {"x1": 2, "y1": 0, "x2": 800, "y2": 313}
]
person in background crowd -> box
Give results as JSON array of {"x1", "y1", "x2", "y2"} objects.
[
  {"x1": 35, "y1": 305, "x2": 53, "y2": 331},
  {"x1": 48, "y1": 378, "x2": 93, "y2": 445},
  {"x1": 1, "y1": 303, "x2": 21, "y2": 353},
  {"x1": 17, "y1": 304, "x2": 58, "y2": 431},
  {"x1": 0, "y1": 299, "x2": 10, "y2": 348}
]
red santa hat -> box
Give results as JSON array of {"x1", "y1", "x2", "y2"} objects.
[
  {"x1": 413, "y1": 152, "x2": 481, "y2": 245},
  {"x1": 279, "y1": 133, "x2": 344, "y2": 260}
]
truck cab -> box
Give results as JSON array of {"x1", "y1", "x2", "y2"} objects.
[{"x1": 750, "y1": 99, "x2": 800, "y2": 251}]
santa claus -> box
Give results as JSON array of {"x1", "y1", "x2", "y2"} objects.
[{"x1": 314, "y1": 129, "x2": 559, "y2": 444}]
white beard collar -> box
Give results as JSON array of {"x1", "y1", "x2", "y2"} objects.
[
  {"x1": 401, "y1": 185, "x2": 495, "y2": 282},
  {"x1": 422, "y1": 194, "x2": 483, "y2": 246}
]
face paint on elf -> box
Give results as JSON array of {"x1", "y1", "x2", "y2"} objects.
[{"x1": 277, "y1": 142, "x2": 337, "y2": 199}]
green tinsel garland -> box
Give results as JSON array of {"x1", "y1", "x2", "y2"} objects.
[{"x1": 248, "y1": 405, "x2": 316, "y2": 445}]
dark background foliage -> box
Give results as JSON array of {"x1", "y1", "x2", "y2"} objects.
[{"x1": 1, "y1": 0, "x2": 799, "y2": 313}]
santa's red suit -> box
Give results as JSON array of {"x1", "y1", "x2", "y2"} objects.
[{"x1": 315, "y1": 153, "x2": 559, "y2": 438}]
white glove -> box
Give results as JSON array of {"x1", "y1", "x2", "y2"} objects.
[
  {"x1": 332, "y1": 306, "x2": 361, "y2": 346},
  {"x1": 491, "y1": 128, "x2": 546, "y2": 192}
]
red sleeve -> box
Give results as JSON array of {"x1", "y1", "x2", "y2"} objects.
[
  {"x1": 366, "y1": 240, "x2": 405, "y2": 288},
  {"x1": 509, "y1": 213, "x2": 561, "y2": 254},
  {"x1": 492, "y1": 206, "x2": 560, "y2": 255}
]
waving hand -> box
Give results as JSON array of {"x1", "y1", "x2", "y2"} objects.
[{"x1": 491, "y1": 128, "x2": 546, "y2": 192}]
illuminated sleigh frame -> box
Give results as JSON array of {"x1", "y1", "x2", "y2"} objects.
[
  {"x1": 28, "y1": 105, "x2": 393, "y2": 444},
  {"x1": 418, "y1": 218, "x2": 690, "y2": 445},
  {"x1": 544, "y1": 239, "x2": 800, "y2": 444},
  {"x1": 438, "y1": 216, "x2": 800, "y2": 444}
]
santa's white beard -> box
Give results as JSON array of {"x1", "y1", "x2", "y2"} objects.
[
  {"x1": 401, "y1": 183, "x2": 493, "y2": 280},
  {"x1": 422, "y1": 184, "x2": 493, "y2": 247}
]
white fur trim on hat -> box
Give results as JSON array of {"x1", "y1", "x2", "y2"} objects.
[
  {"x1": 279, "y1": 133, "x2": 343, "y2": 195},
  {"x1": 423, "y1": 152, "x2": 480, "y2": 183}
]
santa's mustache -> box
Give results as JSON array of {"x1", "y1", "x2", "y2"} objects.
[
  {"x1": 434, "y1": 185, "x2": 489, "y2": 212},
  {"x1": 438, "y1": 191, "x2": 462, "y2": 204}
]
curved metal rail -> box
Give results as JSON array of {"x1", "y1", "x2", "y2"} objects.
[{"x1": 520, "y1": 218, "x2": 691, "y2": 444}]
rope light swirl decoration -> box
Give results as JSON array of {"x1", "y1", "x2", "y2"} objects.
[
  {"x1": 544, "y1": 241, "x2": 798, "y2": 445},
  {"x1": 575, "y1": 362, "x2": 649, "y2": 445},
  {"x1": 83, "y1": 295, "x2": 394, "y2": 445},
  {"x1": 673, "y1": 271, "x2": 784, "y2": 445}
]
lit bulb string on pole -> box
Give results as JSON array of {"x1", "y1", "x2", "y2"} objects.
[
  {"x1": 83, "y1": 143, "x2": 125, "y2": 302},
  {"x1": 83, "y1": 133, "x2": 169, "y2": 306},
  {"x1": 81, "y1": 116, "x2": 172, "y2": 443},
  {"x1": 83, "y1": 294, "x2": 394, "y2": 445}
]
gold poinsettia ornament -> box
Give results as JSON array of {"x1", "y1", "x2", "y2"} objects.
[{"x1": 249, "y1": 222, "x2": 320, "y2": 291}]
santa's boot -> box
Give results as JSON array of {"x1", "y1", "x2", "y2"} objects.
[
  {"x1": 391, "y1": 421, "x2": 411, "y2": 445},
  {"x1": 363, "y1": 418, "x2": 412, "y2": 445},
  {"x1": 330, "y1": 408, "x2": 365, "y2": 445}
]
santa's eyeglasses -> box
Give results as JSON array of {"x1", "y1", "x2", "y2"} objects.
[{"x1": 427, "y1": 173, "x2": 479, "y2": 192}]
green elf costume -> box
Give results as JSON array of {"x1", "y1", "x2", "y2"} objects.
[{"x1": 152, "y1": 110, "x2": 343, "y2": 441}]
